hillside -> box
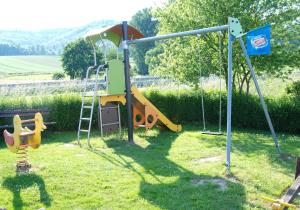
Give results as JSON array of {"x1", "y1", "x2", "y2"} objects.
[
  {"x1": 0, "y1": 20, "x2": 117, "y2": 54},
  {"x1": 0, "y1": 56, "x2": 62, "y2": 79}
]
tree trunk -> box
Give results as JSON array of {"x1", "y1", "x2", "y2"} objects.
[
  {"x1": 239, "y1": 72, "x2": 248, "y2": 94},
  {"x1": 246, "y1": 75, "x2": 252, "y2": 96},
  {"x1": 237, "y1": 63, "x2": 250, "y2": 94}
]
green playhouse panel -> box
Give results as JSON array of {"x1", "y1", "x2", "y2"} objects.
[{"x1": 107, "y1": 59, "x2": 125, "y2": 95}]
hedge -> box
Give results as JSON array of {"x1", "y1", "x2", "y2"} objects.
[
  {"x1": 1, "y1": 89, "x2": 300, "y2": 134},
  {"x1": 143, "y1": 89, "x2": 300, "y2": 134}
]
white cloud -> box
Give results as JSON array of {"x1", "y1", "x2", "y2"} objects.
[{"x1": 0, "y1": 0, "x2": 166, "y2": 30}]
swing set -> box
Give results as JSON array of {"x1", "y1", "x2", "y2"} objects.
[
  {"x1": 121, "y1": 17, "x2": 280, "y2": 173},
  {"x1": 80, "y1": 17, "x2": 280, "y2": 173}
]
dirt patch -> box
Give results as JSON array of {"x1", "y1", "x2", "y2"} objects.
[
  {"x1": 192, "y1": 156, "x2": 222, "y2": 163},
  {"x1": 75, "y1": 153, "x2": 85, "y2": 157},
  {"x1": 191, "y1": 178, "x2": 227, "y2": 191},
  {"x1": 29, "y1": 165, "x2": 46, "y2": 172},
  {"x1": 225, "y1": 173, "x2": 241, "y2": 183},
  {"x1": 279, "y1": 153, "x2": 296, "y2": 162},
  {"x1": 64, "y1": 143, "x2": 76, "y2": 148}
]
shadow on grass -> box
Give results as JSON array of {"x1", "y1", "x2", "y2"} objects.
[
  {"x1": 184, "y1": 124, "x2": 300, "y2": 175},
  {"x1": 93, "y1": 130, "x2": 247, "y2": 210},
  {"x1": 2, "y1": 173, "x2": 51, "y2": 210}
]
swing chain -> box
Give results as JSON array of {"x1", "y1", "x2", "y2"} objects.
[{"x1": 197, "y1": 32, "x2": 223, "y2": 134}]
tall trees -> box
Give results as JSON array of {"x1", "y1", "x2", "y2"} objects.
[
  {"x1": 61, "y1": 39, "x2": 103, "y2": 79},
  {"x1": 146, "y1": 0, "x2": 300, "y2": 93},
  {"x1": 0, "y1": 44, "x2": 29, "y2": 55},
  {"x1": 130, "y1": 8, "x2": 157, "y2": 75}
]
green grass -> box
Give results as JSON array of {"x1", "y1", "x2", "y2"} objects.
[
  {"x1": 248, "y1": 76, "x2": 300, "y2": 98},
  {"x1": 0, "y1": 56, "x2": 63, "y2": 80},
  {"x1": 202, "y1": 69, "x2": 300, "y2": 98},
  {"x1": 0, "y1": 125, "x2": 299, "y2": 209}
]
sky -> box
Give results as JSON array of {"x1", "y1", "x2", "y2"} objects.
[{"x1": 0, "y1": 0, "x2": 166, "y2": 31}]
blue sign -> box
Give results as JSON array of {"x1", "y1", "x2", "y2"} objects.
[{"x1": 246, "y1": 24, "x2": 271, "y2": 56}]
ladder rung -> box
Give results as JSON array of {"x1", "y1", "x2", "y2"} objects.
[
  {"x1": 83, "y1": 106, "x2": 93, "y2": 109},
  {"x1": 101, "y1": 106, "x2": 119, "y2": 110},
  {"x1": 80, "y1": 129, "x2": 89, "y2": 132},
  {"x1": 138, "y1": 125, "x2": 146, "y2": 128},
  {"x1": 81, "y1": 118, "x2": 91, "y2": 121},
  {"x1": 83, "y1": 95, "x2": 94, "y2": 97},
  {"x1": 102, "y1": 122, "x2": 120, "y2": 126}
]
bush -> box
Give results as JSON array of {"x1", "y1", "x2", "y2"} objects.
[
  {"x1": 1, "y1": 90, "x2": 300, "y2": 134},
  {"x1": 52, "y1": 72, "x2": 65, "y2": 80},
  {"x1": 141, "y1": 89, "x2": 300, "y2": 134},
  {"x1": 286, "y1": 81, "x2": 300, "y2": 97}
]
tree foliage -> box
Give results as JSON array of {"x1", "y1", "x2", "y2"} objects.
[
  {"x1": 130, "y1": 8, "x2": 157, "y2": 75},
  {"x1": 62, "y1": 39, "x2": 103, "y2": 79},
  {"x1": 146, "y1": 0, "x2": 300, "y2": 92},
  {"x1": 106, "y1": 48, "x2": 123, "y2": 61}
]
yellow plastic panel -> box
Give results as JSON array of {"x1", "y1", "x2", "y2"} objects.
[{"x1": 131, "y1": 86, "x2": 182, "y2": 132}]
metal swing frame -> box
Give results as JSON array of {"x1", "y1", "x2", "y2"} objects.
[{"x1": 121, "y1": 17, "x2": 280, "y2": 173}]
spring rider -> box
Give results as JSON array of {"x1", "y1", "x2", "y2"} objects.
[{"x1": 3, "y1": 112, "x2": 46, "y2": 173}]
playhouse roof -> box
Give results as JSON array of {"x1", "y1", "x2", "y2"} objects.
[{"x1": 84, "y1": 24, "x2": 144, "y2": 47}]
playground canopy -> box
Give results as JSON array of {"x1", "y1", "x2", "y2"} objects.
[{"x1": 84, "y1": 24, "x2": 144, "y2": 47}]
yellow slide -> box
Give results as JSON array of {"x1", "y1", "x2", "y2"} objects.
[{"x1": 131, "y1": 86, "x2": 182, "y2": 132}]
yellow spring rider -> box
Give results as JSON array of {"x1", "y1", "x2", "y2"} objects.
[{"x1": 3, "y1": 112, "x2": 46, "y2": 173}]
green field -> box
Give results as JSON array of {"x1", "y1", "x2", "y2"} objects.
[
  {"x1": 0, "y1": 125, "x2": 299, "y2": 209},
  {"x1": 0, "y1": 56, "x2": 63, "y2": 80}
]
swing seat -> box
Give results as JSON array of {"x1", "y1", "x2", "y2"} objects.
[{"x1": 201, "y1": 131, "x2": 223, "y2": 135}]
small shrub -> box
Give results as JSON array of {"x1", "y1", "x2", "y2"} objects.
[
  {"x1": 52, "y1": 72, "x2": 65, "y2": 80},
  {"x1": 286, "y1": 81, "x2": 300, "y2": 97}
]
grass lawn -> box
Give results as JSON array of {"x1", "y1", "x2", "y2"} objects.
[{"x1": 0, "y1": 125, "x2": 299, "y2": 210}]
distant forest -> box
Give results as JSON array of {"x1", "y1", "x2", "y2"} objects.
[{"x1": 0, "y1": 43, "x2": 54, "y2": 55}]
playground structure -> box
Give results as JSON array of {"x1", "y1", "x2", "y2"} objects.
[
  {"x1": 98, "y1": 85, "x2": 182, "y2": 132},
  {"x1": 77, "y1": 24, "x2": 182, "y2": 146},
  {"x1": 3, "y1": 112, "x2": 46, "y2": 173},
  {"x1": 78, "y1": 17, "x2": 280, "y2": 173}
]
